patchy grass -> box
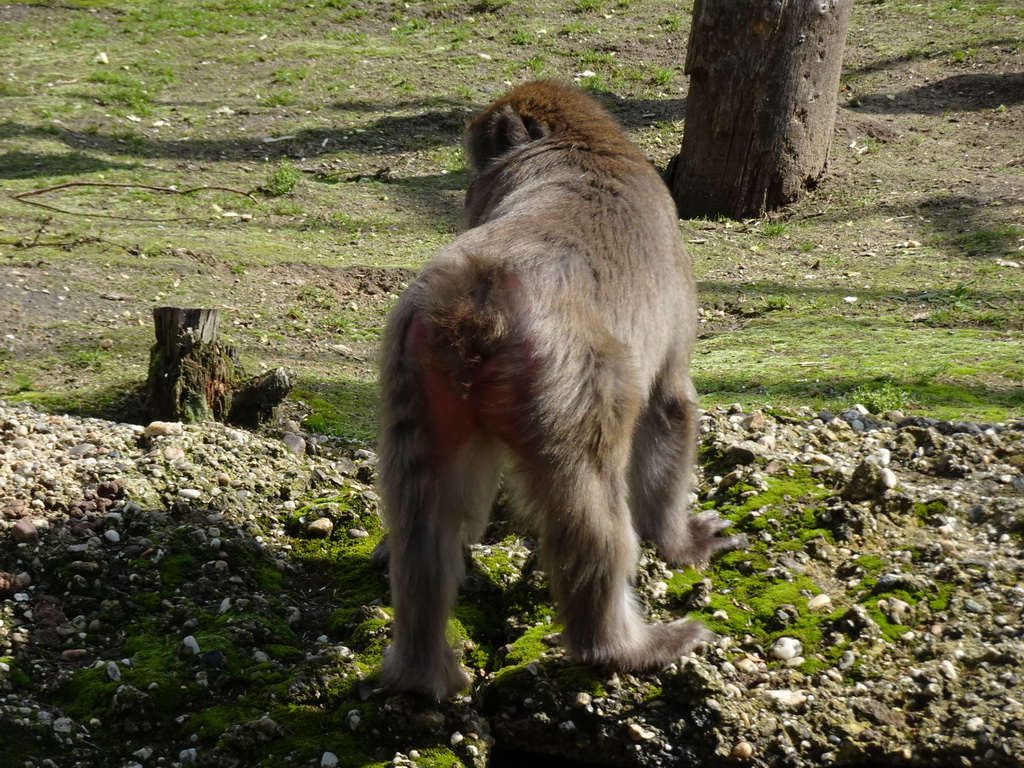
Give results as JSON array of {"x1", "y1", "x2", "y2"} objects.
[{"x1": 0, "y1": 0, "x2": 1021, "y2": 429}]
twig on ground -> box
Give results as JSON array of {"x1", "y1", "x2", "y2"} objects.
[{"x1": 10, "y1": 181, "x2": 257, "y2": 221}]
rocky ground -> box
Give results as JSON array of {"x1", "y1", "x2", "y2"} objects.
[{"x1": 1, "y1": 399, "x2": 1023, "y2": 768}]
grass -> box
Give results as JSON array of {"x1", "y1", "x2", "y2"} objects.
[{"x1": 0, "y1": 0, "x2": 1021, "y2": 431}]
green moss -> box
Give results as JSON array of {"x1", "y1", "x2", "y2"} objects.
[
  {"x1": 265, "y1": 644, "x2": 304, "y2": 661},
  {"x1": 293, "y1": 381, "x2": 378, "y2": 442},
  {"x1": 912, "y1": 499, "x2": 949, "y2": 523},
  {"x1": 499, "y1": 623, "x2": 558, "y2": 668},
  {"x1": 450, "y1": 604, "x2": 502, "y2": 669},
  {"x1": 851, "y1": 555, "x2": 886, "y2": 592},
  {"x1": 865, "y1": 606, "x2": 910, "y2": 643},
  {"x1": 215, "y1": 611, "x2": 297, "y2": 644},
  {"x1": 473, "y1": 537, "x2": 525, "y2": 583},
  {"x1": 1, "y1": 657, "x2": 30, "y2": 688},
  {"x1": 290, "y1": 536, "x2": 384, "y2": 607},
  {"x1": 254, "y1": 560, "x2": 284, "y2": 591},
  {"x1": 928, "y1": 581, "x2": 955, "y2": 611},
  {"x1": 189, "y1": 704, "x2": 261, "y2": 740},
  {"x1": 349, "y1": 618, "x2": 389, "y2": 665},
  {"x1": 160, "y1": 553, "x2": 198, "y2": 590},
  {"x1": 694, "y1": 562, "x2": 833, "y2": 674},
  {"x1": 413, "y1": 747, "x2": 466, "y2": 768},
  {"x1": 664, "y1": 566, "x2": 705, "y2": 603},
  {"x1": 132, "y1": 591, "x2": 162, "y2": 611},
  {"x1": 327, "y1": 607, "x2": 358, "y2": 634},
  {"x1": 553, "y1": 665, "x2": 607, "y2": 697}
]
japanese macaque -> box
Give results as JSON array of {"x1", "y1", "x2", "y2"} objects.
[{"x1": 376, "y1": 80, "x2": 744, "y2": 699}]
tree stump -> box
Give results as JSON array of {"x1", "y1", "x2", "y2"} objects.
[
  {"x1": 667, "y1": 0, "x2": 853, "y2": 219},
  {"x1": 229, "y1": 367, "x2": 292, "y2": 429},
  {"x1": 147, "y1": 307, "x2": 291, "y2": 425}
]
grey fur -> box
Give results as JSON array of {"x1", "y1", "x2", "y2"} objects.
[{"x1": 376, "y1": 81, "x2": 744, "y2": 699}]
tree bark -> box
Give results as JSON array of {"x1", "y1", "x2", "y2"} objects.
[
  {"x1": 667, "y1": 0, "x2": 853, "y2": 219},
  {"x1": 228, "y1": 368, "x2": 292, "y2": 429},
  {"x1": 147, "y1": 307, "x2": 293, "y2": 426},
  {"x1": 147, "y1": 307, "x2": 236, "y2": 423}
]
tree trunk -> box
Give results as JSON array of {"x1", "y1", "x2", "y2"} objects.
[
  {"x1": 147, "y1": 307, "x2": 236, "y2": 423},
  {"x1": 667, "y1": 0, "x2": 852, "y2": 219}
]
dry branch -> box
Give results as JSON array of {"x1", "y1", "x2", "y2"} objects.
[{"x1": 10, "y1": 181, "x2": 257, "y2": 222}]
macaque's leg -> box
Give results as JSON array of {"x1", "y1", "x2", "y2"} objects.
[
  {"x1": 377, "y1": 312, "x2": 503, "y2": 700},
  {"x1": 380, "y1": 438, "x2": 501, "y2": 699},
  {"x1": 629, "y1": 371, "x2": 745, "y2": 568},
  {"x1": 512, "y1": 349, "x2": 712, "y2": 670}
]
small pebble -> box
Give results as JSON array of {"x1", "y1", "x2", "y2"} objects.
[
  {"x1": 144, "y1": 421, "x2": 181, "y2": 438},
  {"x1": 733, "y1": 741, "x2": 754, "y2": 759},
  {"x1": 11, "y1": 520, "x2": 39, "y2": 544},
  {"x1": 321, "y1": 753, "x2": 339, "y2": 768},
  {"x1": 308, "y1": 517, "x2": 334, "y2": 538},
  {"x1": 808, "y1": 594, "x2": 832, "y2": 611},
  {"x1": 762, "y1": 690, "x2": 807, "y2": 709},
  {"x1": 628, "y1": 723, "x2": 656, "y2": 740},
  {"x1": 201, "y1": 650, "x2": 226, "y2": 668},
  {"x1": 283, "y1": 433, "x2": 306, "y2": 455},
  {"x1": 346, "y1": 709, "x2": 361, "y2": 731},
  {"x1": 963, "y1": 598, "x2": 986, "y2": 614},
  {"x1": 771, "y1": 637, "x2": 803, "y2": 661},
  {"x1": 736, "y1": 657, "x2": 760, "y2": 673}
]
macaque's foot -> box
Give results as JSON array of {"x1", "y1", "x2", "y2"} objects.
[
  {"x1": 688, "y1": 510, "x2": 748, "y2": 566},
  {"x1": 636, "y1": 619, "x2": 715, "y2": 667},
  {"x1": 577, "y1": 619, "x2": 714, "y2": 671},
  {"x1": 661, "y1": 511, "x2": 747, "y2": 570},
  {"x1": 380, "y1": 642, "x2": 471, "y2": 700}
]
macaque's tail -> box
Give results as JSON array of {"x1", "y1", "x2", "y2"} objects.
[{"x1": 414, "y1": 253, "x2": 519, "y2": 389}]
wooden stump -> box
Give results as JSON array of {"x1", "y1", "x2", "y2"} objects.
[
  {"x1": 147, "y1": 307, "x2": 292, "y2": 425},
  {"x1": 148, "y1": 307, "x2": 236, "y2": 423},
  {"x1": 229, "y1": 367, "x2": 292, "y2": 429}
]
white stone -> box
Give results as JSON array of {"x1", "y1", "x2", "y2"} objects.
[
  {"x1": 965, "y1": 717, "x2": 985, "y2": 733},
  {"x1": 938, "y1": 660, "x2": 958, "y2": 681},
  {"x1": 771, "y1": 637, "x2": 803, "y2": 661},
  {"x1": 762, "y1": 689, "x2": 807, "y2": 708},
  {"x1": 808, "y1": 594, "x2": 832, "y2": 611}
]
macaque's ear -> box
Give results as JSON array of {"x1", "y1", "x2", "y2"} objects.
[
  {"x1": 470, "y1": 105, "x2": 550, "y2": 168},
  {"x1": 494, "y1": 105, "x2": 549, "y2": 150}
]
